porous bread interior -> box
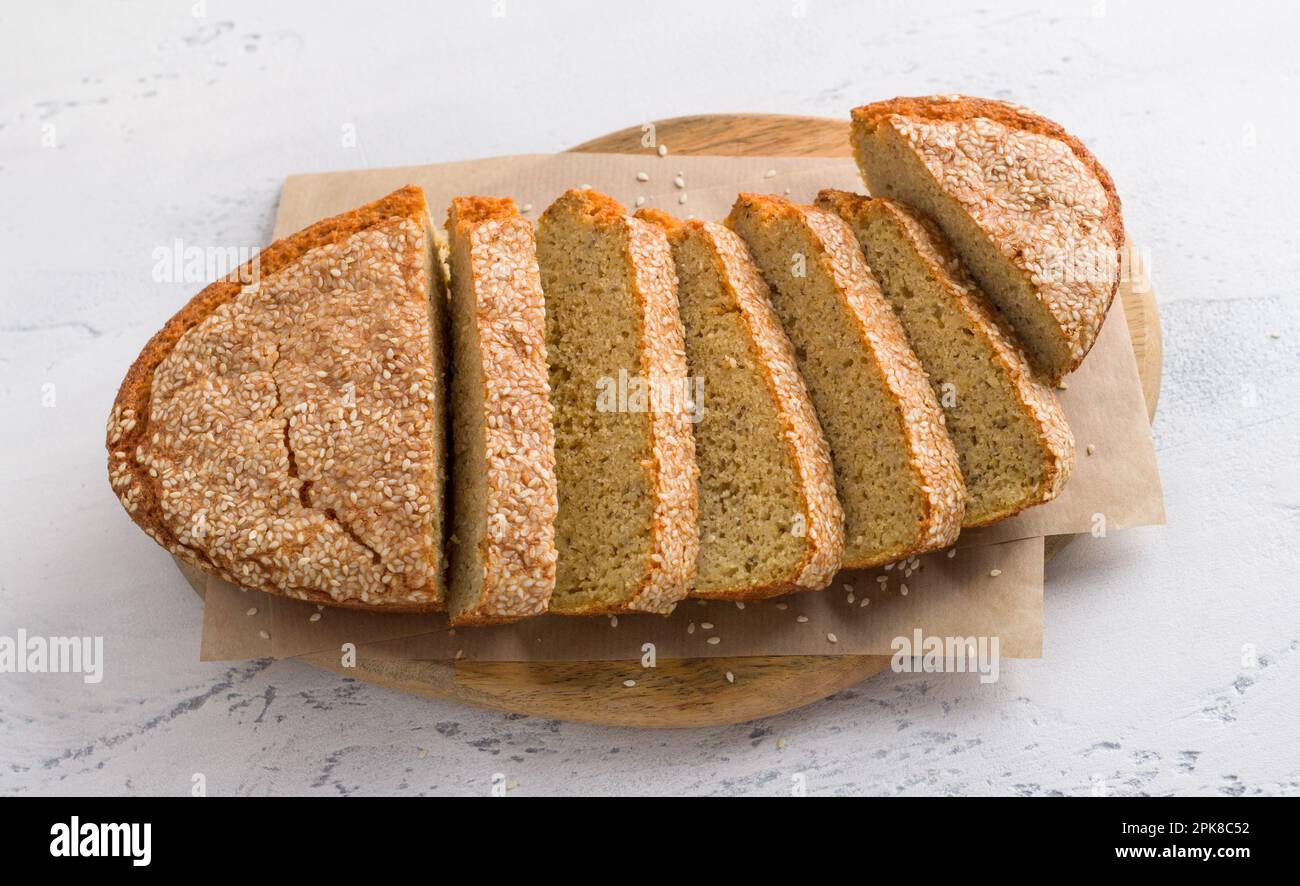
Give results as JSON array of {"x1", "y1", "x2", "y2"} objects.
[
  {"x1": 848, "y1": 206, "x2": 1049, "y2": 525},
  {"x1": 536, "y1": 205, "x2": 656, "y2": 612},
  {"x1": 854, "y1": 120, "x2": 1073, "y2": 380},
  {"x1": 727, "y1": 206, "x2": 925, "y2": 567},
  {"x1": 445, "y1": 220, "x2": 488, "y2": 619},
  {"x1": 671, "y1": 230, "x2": 806, "y2": 596}
]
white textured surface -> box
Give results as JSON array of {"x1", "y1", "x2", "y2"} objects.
[{"x1": 2, "y1": 0, "x2": 1297, "y2": 796}]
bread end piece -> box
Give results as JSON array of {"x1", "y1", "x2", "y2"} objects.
[
  {"x1": 850, "y1": 95, "x2": 1123, "y2": 383},
  {"x1": 107, "y1": 185, "x2": 449, "y2": 612}
]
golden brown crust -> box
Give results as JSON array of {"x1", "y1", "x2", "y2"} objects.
[
  {"x1": 445, "y1": 196, "x2": 558, "y2": 626},
  {"x1": 852, "y1": 95, "x2": 1124, "y2": 379},
  {"x1": 636, "y1": 210, "x2": 845, "y2": 598},
  {"x1": 727, "y1": 193, "x2": 965, "y2": 567},
  {"x1": 107, "y1": 185, "x2": 448, "y2": 613},
  {"x1": 817, "y1": 188, "x2": 1075, "y2": 526}
]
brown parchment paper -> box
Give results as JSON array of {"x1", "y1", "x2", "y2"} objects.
[
  {"x1": 194, "y1": 150, "x2": 1163, "y2": 664},
  {"x1": 201, "y1": 536, "x2": 1042, "y2": 662}
]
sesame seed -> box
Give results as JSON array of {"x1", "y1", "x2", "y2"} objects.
[
  {"x1": 706, "y1": 636, "x2": 721, "y2": 645},
  {"x1": 657, "y1": 144, "x2": 668, "y2": 157},
  {"x1": 623, "y1": 679, "x2": 637, "y2": 688},
  {"x1": 308, "y1": 612, "x2": 321, "y2": 622},
  {"x1": 764, "y1": 169, "x2": 777, "y2": 178},
  {"x1": 1086, "y1": 443, "x2": 1096, "y2": 455},
  {"x1": 258, "y1": 630, "x2": 270, "y2": 640},
  {"x1": 827, "y1": 632, "x2": 838, "y2": 644},
  {"x1": 725, "y1": 671, "x2": 735, "y2": 684},
  {"x1": 245, "y1": 607, "x2": 258, "y2": 616},
  {"x1": 636, "y1": 172, "x2": 649, "y2": 182},
  {"x1": 989, "y1": 569, "x2": 1002, "y2": 577},
  {"x1": 796, "y1": 615, "x2": 809, "y2": 623},
  {"x1": 673, "y1": 176, "x2": 685, "y2": 189}
]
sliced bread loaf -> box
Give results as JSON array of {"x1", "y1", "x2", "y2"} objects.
[
  {"x1": 107, "y1": 186, "x2": 448, "y2": 611},
  {"x1": 636, "y1": 208, "x2": 843, "y2": 599},
  {"x1": 851, "y1": 95, "x2": 1124, "y2": 383},
  {"x1": 445, "y1": 196, "x2": 558, "y2": 625},
  {"x1": 817, "y1": 189, "x2": 1075, "y2": 526},
  {"x1": 535, "y1": 189, "x2": 698, "y2": 615},
  {"x1": 726, "y1": 193, "x2": 964, "y2": 568}
]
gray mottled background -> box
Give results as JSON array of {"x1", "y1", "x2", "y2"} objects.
[{"x1": 1, "y1": 0, "x2": 1296, "y2": 796}]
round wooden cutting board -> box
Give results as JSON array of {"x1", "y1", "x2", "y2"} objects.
[{"x1": 184, "y1": 115, "x2": 1161, "y2": 728}]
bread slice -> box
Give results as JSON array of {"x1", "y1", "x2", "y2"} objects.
[
  {"x1": 851, "y1": 95, "x2": 1124, "y2": 383},
  {"x1": 444, "y1": 197, "x2": 558, "y2": 625},
  {"x1": 725, "y1": 193, "x2": 964, "y2": 568},
  {"x1": 817, "y1": 190, "x2": 1075, "y2": 526},
  {"x1": 535, "y1": 189, "x2": 698, "y2": 615},
  {"x1": 106, "y1": 186, "x2": 449, "y2": 611},
  {"x1": 635, "y1": 208, "x2": 843, "y2": 598}
]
